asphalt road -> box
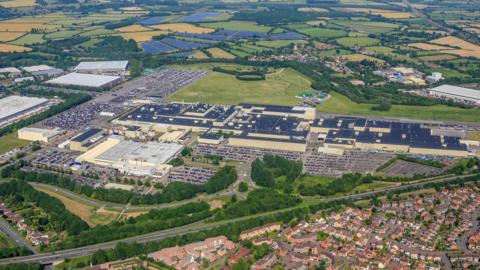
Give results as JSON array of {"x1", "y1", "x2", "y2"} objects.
[
  {"x1": 0, "y1": 218, "x2": 36, "y2": 254},
  {"x1": 0, "y1": 173, "x2": 475, "y2": 266}
]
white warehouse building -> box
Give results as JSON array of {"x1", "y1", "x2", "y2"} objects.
[
  {"x1": 74, "y1": 61, "x2": 129, "y2": 76},
  {"x1": 429, "y1": 84, "x2": 480, "y2": 106}
]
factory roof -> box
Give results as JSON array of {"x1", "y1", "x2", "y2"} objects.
[
  {"x1": 19, "y1": 127, "x2": 63, "y2": 138},
  {"x1": 0, "y1": 95, "x2": 49, "y2": 121},
  {"x1": 22, "y1": 65, "x2": 55, "y2": 73},
  {"x1": 75, "y1": 61, "x2": 129, "y2": 71},
  {"x1": 430, "y1": 84, "x2": 480, "y2": 100},
  {"x1": 96, "y1": 137, "x2": 183, "y2": 165},
  {"x1": 0, "y1": 67, "x2": 21, "y2": 73},
  {"x1": 71, "y1": 128, "x2": 103, "y2": 142},
  {"x1": 46, "y1": 72, "x2": 120, "y2": 88},
  {"x1": 200, "y1": 132, "x2": 223, "y2": 140},
  {"x1": 31, "y1": 68, "x2": 64, "y2": 77}
]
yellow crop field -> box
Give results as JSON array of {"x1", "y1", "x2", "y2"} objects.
[
  {"x1": 192, "y1": 51, "x2": 209, "y2": 59},
  {"x1": 116, "y1": 24, "x2": 152, "y2": 32},
  {"x1": 207, "y1": 47, "x2": 235, "y2": 59},
  {"x1": 0, "y1": 22, "x2": 58, "y2": 32},
  {"x1": 0, "y1": 0, "x2": 35, "y2": 7},
  {"x1": 0, "y1": 43, "x2": 31, "y2": 53},
  {"x1": 118, "y1": 30, "x2": 168, "y2": 42},
  {"x1": 409, "y1": 42, "x2": 454, "y2": 51},
  {"x1": 339, "y1": 53, "x2": 385, "y2": 63},
  {"x1": 431, "y1": 36, "x2": 480, "y2": 51},
  {"x1": 430, "y1": 36, "x2": 480, "y2": 59},
  {"x1": 150, "y1": 23, "x2": 214, "y2": 34},
  {"x1": 340, "y1": 8, "x2": 414, "y2": 19},
  {"x1": 0, "y1": 32, "x2": 25, "y2": 42}
]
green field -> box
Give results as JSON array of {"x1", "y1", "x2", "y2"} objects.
[
  {"x1": 168, "y1": 65, "x2": 312, "y2": 105},
  {"x1": 363, "y1": 46, "x2": 394, "y2": 54},
  {"x1": 10, "y1": 33, "x2": 45, "y2": 45},
  {"x1": 44, "y1": 30, "x2": 81, "y2": 39},
  {"x1": 333, "y1": 20, "x2": 399, "y2": 34},
  {"x1": 201, "y1": 21, "x2": 271, "y2": 32},
  {"x1": 0, "y1": 133, "x2": 30, "y2": 155},
  {"x1": 295, "y1": 26, "x2": 347, "y2": 38},
  {"x1": 336, "y1": 36, "x2": 379, "y2": 47},
  {"x1": 318, "y1": 48, "x2": 351, "y2": 57},
  {"x1": 318, "y1": 92, "x2": 480, "y2": 122},
  {"x1": 255, "y1": 40, "x2": 304, "y2": 48}
]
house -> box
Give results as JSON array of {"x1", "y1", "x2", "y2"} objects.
[{"x1": 239, "y1": 223, "x2": 281, "y2": 241}]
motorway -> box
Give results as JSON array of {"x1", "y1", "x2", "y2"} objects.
[{"x1": 0, "y1": 172, "x2": 476, "y2": 266}]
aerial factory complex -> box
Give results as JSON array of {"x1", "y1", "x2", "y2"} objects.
[{"x1": 1, "y1": 0, "x2": 480, "y2": 269}]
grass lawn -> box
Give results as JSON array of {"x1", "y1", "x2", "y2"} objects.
[
  {"x1": 201, "y1": 21, "x2": 271, "y2": 32},
  {"x1": 336, "y1": 36, "x2": 379, "y2": 47},
  {"x1": 318, "y1": 92, "x2": 480, "y2": 122},
  {"x1": 0, "y1": 133, "x2": 29, "y2": 155},
  {"x1": 35, "y1": 186, "x2": 116, "y2": 227},
  {"x1": 168, "y1": 65, "x2": 312, "y2": 106}
]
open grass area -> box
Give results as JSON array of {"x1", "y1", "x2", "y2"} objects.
[
  {"x1": 333, "y1": 20, "x2": 399, "y2": 34},
  {"x1": 207, "y1": 47, "x2": 235, "y2": 59},
  {"x1": 201, "y1": 21, "x2": 271, "y2": 32},
  {"x1": 168, "y1": 64, "x2": 312, "y2": 106},
  {"x1": 295, "y1": 26, "x2": 347, "y2": 38},
  {"x1": 10, "y1": 33, "x2": 45, "y2": 45},
  {"x1": 336, "y1": 36, "x2": 379, "y2": 47},
  {"x1": 35, "y1": 186, "x2": 117, "y2": 227},
  {"x1": 318, "y1": 92, "x2": 480, "y2": 122},
  {"x1": 0, "y1": 133, "x2": 30, "y2": 155},
  {"x1": 44, "y1": 30, "x2": 81, "y2": 40},
  {"x1": 255, "y1": 40, "x2": 305, "y2": 48}
]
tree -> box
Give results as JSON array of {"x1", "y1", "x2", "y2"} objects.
[
  {"x1": 238, "y1": 181, "x2": 248, "y2": 192},
  {"x1": 232, "y1": 259, "x2": 249, "y2": 270}
]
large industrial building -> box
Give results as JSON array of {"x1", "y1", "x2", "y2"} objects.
[
  {"x1": 74, "y1": 61, "x2": 129, "y2": 76},
  {"x1": 46, "y1": 72, "x2": 121, "y2": 88},
  {"x1": 114, "y1": 102, "x2": 315, "y2": 152},
  {"x1": 311, "y1": 117, "x2": 469, "y2": 157},
  {"x1": 18, "y1": 127, "x2": 64, "y2": 143},
  {"x1": 114, "y1": 102, "x2": 472, "y2": 157},
  {"x1": 428, "y1": 84, "x2": 480, "y2": 106},
  {"x1": 69, "y1": 128, "x2": 107, "y2": 152},
  {"x1": 0, "y1": 96, "x2": 50, "y2": 128},
  {"x1": 76, "y1": 136, "x2": 183, "y2": 178}
]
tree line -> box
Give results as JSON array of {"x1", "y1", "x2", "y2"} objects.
[
  {"x1": 56, "y1": 202, "x2": 211, "y2": 250},
  {"x1": 2, "y1": 164, "x2": 237, "y2": 205},
  {"x1": 0, "y1": 180, "x2": 89, "y2": 235}
]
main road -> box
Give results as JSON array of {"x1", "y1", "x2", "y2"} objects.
[{"x1": 0, "y1": 173, "x2": 476, "y2": 266}]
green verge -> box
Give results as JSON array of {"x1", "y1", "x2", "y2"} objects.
[
  {"x1": 0, "y1": 133, "x2": 29, "y2": 155},
  {"x1": 318, "y1": 92, "x2": 480, "y2": 122}
]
